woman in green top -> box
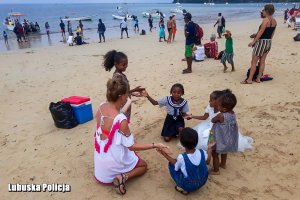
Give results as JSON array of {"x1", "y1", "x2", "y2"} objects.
[{"x1": 221, "y1": 30, "x2": 235, "y2": 73}]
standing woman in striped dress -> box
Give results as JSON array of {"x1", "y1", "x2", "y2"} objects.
[{"x1": 241, "y1": 4, "x2": 277, "y2": 84}]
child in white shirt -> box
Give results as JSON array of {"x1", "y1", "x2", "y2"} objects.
[{"x1": 193, "y1": 41, "x2": 205, "y2": 62}]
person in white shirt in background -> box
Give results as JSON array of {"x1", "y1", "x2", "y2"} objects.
[
  {"x1": 120, "y1": 17, "x2": 129, "y2": 39},
  {"x1": 67, "y1": 32, "x2": 74, "y2": 46},
  {"x1": 193, "y1": 41, "x2": 205, "y2": 62}
]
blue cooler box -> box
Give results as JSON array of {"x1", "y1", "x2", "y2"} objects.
[{"x1": 71, "y1": 101, "x2": 93, "y2": 124}]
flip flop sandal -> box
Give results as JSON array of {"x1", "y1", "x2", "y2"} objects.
[
  {"x1": 240, "y1": 80, "x2": 252, "y2": 84},
  {"x1": 175, "y1": 186, "x2": 189, "y2": 195},
  {"x1": 113, "y1": 174, "x2": 126, "y2": 195}
]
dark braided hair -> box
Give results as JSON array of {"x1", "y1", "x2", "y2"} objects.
[{"x1": 103, "y1": 50, "x2": 127, "y2": 72}]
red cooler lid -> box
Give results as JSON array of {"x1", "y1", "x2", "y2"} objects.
[{"x1": 61, "y1": 96, "x2": 91, "y2": 104}]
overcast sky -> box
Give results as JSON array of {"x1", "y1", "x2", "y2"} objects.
[{"x1": 0, "y1": 0, "x2": 172, "y2": 3}]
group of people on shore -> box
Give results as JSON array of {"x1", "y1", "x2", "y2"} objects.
[
  {"x1": 93, "y1": 3, "x2": 280, "y2": 196},
  {"x1": 181, "y1": 4, "x2": 277, "y2": 86},
  {"x1": 158, "y1": 15, "x2": 177, "y2": 43},
  {"x1": 94, "y1": 49, "x2": 253, "y2": 195},
  {"x1": 10, "y1": 19, "x2": 40, "y2": 43}
]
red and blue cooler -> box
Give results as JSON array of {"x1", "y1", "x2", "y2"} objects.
[{"x1": 61, "y1": 96, "x2": 93, "y2": 124}]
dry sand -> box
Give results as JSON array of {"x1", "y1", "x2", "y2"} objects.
[{"x1": 1, "y1": 17, "x2": 300, "y2": 200}]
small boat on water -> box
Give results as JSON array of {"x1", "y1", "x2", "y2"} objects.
[
  {"x1": 3, "y1": 12, "x2": 25, "y2": 31},
  {"x1": 208, "y1": 0, "x2": 215, "y2": 5},
  {"x1": 112, "y1": 14, "x2": 134, "y2": 20},
  {"x1": 112, "y1": 6, "x2": 134, "y2": 20},
  {"x1": 142, "y1": 9, "x2": 165, "y2": 19},
  {"x1": 170, "y1": 1, "x2": 186, "y2": 14},
  {"x1": 61, "y1": 16, "x2": 92, "y2": 22},
  {"x1": 170, "y1": 7, "x2": 187, "y2": 16}
]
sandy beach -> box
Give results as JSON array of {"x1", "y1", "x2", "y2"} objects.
[{"x1": 1, "y1": 16, "x2": 300, "y2": 200}]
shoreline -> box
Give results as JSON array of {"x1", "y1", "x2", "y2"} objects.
[
  {"x1": 1, "y1": 16, "x2": 300, "y2": 200},
  {"x1": 0, "y1": 13, "x2": 285, "y2": 53}
]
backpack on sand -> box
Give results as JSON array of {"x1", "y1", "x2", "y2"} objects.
[
  {"x1": 194, "y1": 23, "x2": 204, "y2": 44},
  {"x1": 294, "y1": 33, "x2": 300, "y2": 41}
]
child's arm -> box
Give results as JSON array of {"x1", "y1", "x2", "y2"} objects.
[
  {"x1": 211, "y1": 113, "x2": 224, "y2": 123},
  {"x1": 142, "y1": 90, "x2": 159, "y2": 105},
  {"x1": 206, "y1": 142, "x2": 215, "y2": 165},
  {"x1": 130, "y1": 86, "x2": 145, "y2": 94},
  {"x1": 129, "y1": 143, "x2": 168, "y2": 151},
  {"x1": 181, "y1": 112, "x2": 188, "y2": 118},
  {"x1": 188, "y1": 113, "x2": 209, "y2": 120},
  {"x1": 157, "y1": 148, "x2": 176, "y2": 165}
]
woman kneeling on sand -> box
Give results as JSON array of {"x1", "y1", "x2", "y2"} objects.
[
  {"x1": 241, "y1": 4, "x2": 277, "y2": 84},
  {"x1": 94, "y1": 76, "x2": 168, "y2": 195}
]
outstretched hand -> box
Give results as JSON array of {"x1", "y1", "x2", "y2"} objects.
[
  {"x1": 132, "y1": 86, "x2": 145, "y2": 93},
  {"x1": 140, "y1": 90, "x2": 149, "y2": 97},
  {"x1": 185, "y1": 114, "x2": 193, "y2": 120},
  {"x1": 156, "y1": 146, "x2": 172, "y2": 156},
  {"x1": 154, "y1": 143, "x2": 169, "y2": 150},
  {"x1": 131, "y1": 92, "x2": 143, "y2": 97}
]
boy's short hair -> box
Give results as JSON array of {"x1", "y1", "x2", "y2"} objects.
[
  {"x1": 180, "y1": 128, "x2": 198, "y2": 150},
  {"x1": 184, "y1": 13, "x2": 192, "y2": 20}
]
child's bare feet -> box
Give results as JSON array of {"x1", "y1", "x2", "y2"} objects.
[
  {"x1": 209, "y1": 168, "x2": 220, "y2": 175},
  {"x1": 231, "y1": 68, "x2": 235, "y2": 72}
]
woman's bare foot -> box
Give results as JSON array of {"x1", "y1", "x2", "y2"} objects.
[
  {"x1": 240, "y1": 80, "x2": 252, "y2": 84},
  {"x1": 113, "y1": 174, "x2": 127, "y2": 195},
  {"x1": 255, "y1": 78, "x2": 261, "y2": 83},
  {"x1": 209, "y1": 168, "x2": 220, "y2": 175}
]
